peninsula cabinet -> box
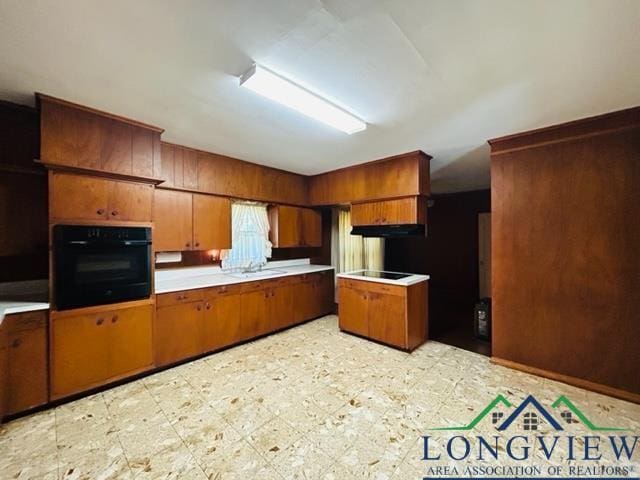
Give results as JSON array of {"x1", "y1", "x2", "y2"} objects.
[
  {"x1": 50, "y1": 301, "x2": 154, "y2": 400},
  {"x1": 153, "y1": 189, "x2": 231, "y2": 252},
  {"x1": 50, "y1": 171, "x2": 153, "y2": 223},
  {"x1": 338, "y1": 278, "x2": 428, "y2": 351},
  {"x1": 3, "y1": 311, "x2": 48, "y2": 415},
  {"x1": 268, "y1": 205, "x2": 322, "y2": 248}
]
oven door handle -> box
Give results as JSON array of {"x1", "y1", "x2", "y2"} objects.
[{"x1": 62, "y1": 240, "x2": 152, "y2": 247}]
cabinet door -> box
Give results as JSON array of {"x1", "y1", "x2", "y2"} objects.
[
  {"x1": 269, "y1": 285, "x2": 294, "y2": 330},
  {"x1": 100, "y1": 118, "x2": 133, "y2": 175},
  {"x1": 50, "y1": 172, "x2": 109, "y2": 221},
  {"x1": 155, "y1": 302, "x2": 204, "y2": 367},
  {"x1": 301, "y1": 208, "x2": 322, "y2": 247},
  {"x1": 269, "y1": 206, "x2": 301, "y2": 248},
  {"x1": 6, "y1": 325, "x2": 48, "y2": 414},
  {"x1": 338, "y1": 286, "x2": 369, "y2": 337},
  {"x1": 108, "y1": 304, "x2": 153, "y2": 378},
  {"x1": 108, "y1": 181, "x2": 153, "y2": 222},
  {"x1": 160, "y1": 143, "x2": 176, "y2": 187},
  {"x1": 367, "y1": 292, "x2": 406, "y2": 348},
  {"x1": 153, "y1": 189, "x2": 193, "y2": 251},
  {"x1": 310, "y1": 271, "x2": 334, "y2": 319},
  {"x1": 293, "y1": 278, "x2": 315, "y2": 322},
  {"x1": 193, "y1": 194, "x2": 231, "y2": 250},
  {"x1": 240, "y1": 289, "x2": 270, "y2": 340},
  {"x1": 202, "y1": 293, "x2": 243, "y2": 352},
  {"x1": 51, "y1": 312, "x2": 111, "y2": 399},
  {"x1": 182, "y1": 148, "x2": 198, "y2": 190}
]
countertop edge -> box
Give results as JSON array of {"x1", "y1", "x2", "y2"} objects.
[
  {"x1": 155, "y1": 265, "x2": 335, "y2": 295},
  {"x1": 336, "y1": 273, "x2": 429, "y2": 286}
]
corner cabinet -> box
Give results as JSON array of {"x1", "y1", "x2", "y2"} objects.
[
  {"x1": 50, "y1": 171, "x2": 153, "y2": 223},
  {"x1": 268, "y1": 205, "x2": 322, "y2": 248},
  {"x1": 50, "y1": 300, "x2": 154, "y2": 400},
  {"x1": 153, "y1": 189, "x2": 231, "y2": 252}
]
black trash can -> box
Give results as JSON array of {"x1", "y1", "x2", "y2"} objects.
[{"x1": 474, "y1": 298, "x2": 491, "y2": 341}]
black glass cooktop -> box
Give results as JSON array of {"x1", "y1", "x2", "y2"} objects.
[{"x1": 352, "y1": 270, "x2": 411, "y2": 280}]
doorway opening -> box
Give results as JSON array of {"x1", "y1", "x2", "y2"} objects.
[{"x1": 384, "y1": 190, "x2": 491, "y2": 356}]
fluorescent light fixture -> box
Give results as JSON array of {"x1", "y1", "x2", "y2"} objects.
[{"x1": 239, "y1": 64, "x2": 366, "y2": 134}]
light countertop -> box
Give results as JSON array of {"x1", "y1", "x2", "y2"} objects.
[
  {"x1": 337, "y1": 270, "x2": 429, "y2": 286},
  {"x1": 155, "y1": 259, "x2": 334, "y2": 294},
  {"x1": 0, "y1": 280, "x2": 49, "y2": 324}
]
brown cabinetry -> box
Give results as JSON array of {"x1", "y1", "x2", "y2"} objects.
[
  {"x1": 154, "y1": 189, "x2": 231, "y2": 252},
  {"x1": 50, "y1": 171, "x2": 153, "y2": 223},
  {"x1": 351, "y1": 196, "x2": 427, "y2": 226},
  {"x1": 268, "y1": 205, "x2": 322, "y2": 248},
  {"x1": 155, "y1": 301, "x2": 204, "y2": 367},
  {"x1": 155, "y1": 270, "x2": 334, "y2": 366},
  {"x1": 50, "y1": 301, "x2": 153, "y2": 399},
  {"x1": 3, "y1": 311, "x2": 48, "y2": 415},
  {"x1": 338, "y1": 278, "x2": 428, "y2": 351},
  {"x1": 39, "y1": 94, "x2": 162, "y2": 179}
]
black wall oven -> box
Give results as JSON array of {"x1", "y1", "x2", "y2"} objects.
[{"x1": 54, "y1": 225, "x2": 152, "y2": 310}]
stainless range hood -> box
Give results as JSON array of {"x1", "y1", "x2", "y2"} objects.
[{"x1": 350, "y1": 224, "x2": 426, "y2": 238}]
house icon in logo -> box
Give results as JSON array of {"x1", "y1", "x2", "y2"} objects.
[{"x1": 431, "y1": 394, "x2": 626, "y2": 432}]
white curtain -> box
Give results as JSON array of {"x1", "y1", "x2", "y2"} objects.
[
  {"x1": 332, "y1": 208, "x2": 384, "y2": 273},
  {"x1": 221, "y1": 202, "x2": 272, "y2": 270}
]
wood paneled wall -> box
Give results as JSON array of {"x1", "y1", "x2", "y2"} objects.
[
  {"x1": 385, "y1": 190, "x2": 490, "y2": 336},
  {"x1": 308, "y1": 151, "x2": 431, "y2": 205},
  {"x1": 0, "y1": 102, "x2": 48, "y2": 282},
  {"x1": 489, "y1": 106, "x2": 640, "y2": 401}
]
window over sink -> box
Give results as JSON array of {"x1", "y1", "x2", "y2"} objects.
[{"x1": 221, "y1": 202, "x2": 272, "y2": 271}]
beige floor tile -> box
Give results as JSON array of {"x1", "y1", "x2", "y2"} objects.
[
  {"x1": 199, "y1": 438, "x2": 281, "y2": 479},
  {"x1": 128, "y1": 443, "x2": 203, "y2": 479},
  {"x1": 59, "y1": 443, "x2": 132, "y2": 480},
  {"x1": 270, "y1": 437, "x2": 335, "y2": 479},
  {"x1": 247, "y1": 416, "x2": 301, "y2": 461}
]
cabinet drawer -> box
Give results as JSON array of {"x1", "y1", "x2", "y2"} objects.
[
  {"x1": 5, "y1": 311, "x2": 47, "y2": 333},
  {"x1": 205, "y1": 283, "x2": 243, "y2": 298},
  {"x1": 338, "y1": 278, "x2": 406, "y2": 297},
  {"x1": 156, "y1": 289, "x2": 204, "y2": 307}
]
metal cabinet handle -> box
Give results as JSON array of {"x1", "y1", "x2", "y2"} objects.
[
  {"x1": 111, "y1": 210, "x2": 118, "y2": 217},
  {"x1": 112, "y1": 315, "x2": 118, "y2": 323},
  {"x1": 11, "y1": 338, "x2": 21, "y2": 348},
  {"x1": 186, "y1": 242, "x2": 191, "y2": 248},
  {"x1": 196, "y1": 304, "x2": 202, "y2": 311},
  {"x1": 97, "y1": 208, "x2": 105, "y2": 215},
  {"x1": 195, "y1": 242, "x2": 200, "y2": 248},
  {"x1": 96, "y1": 318, "x2": 104, "y2": 326},
  {"x1": 205, "y1": 303, "x2": 211, "y2": 310}
]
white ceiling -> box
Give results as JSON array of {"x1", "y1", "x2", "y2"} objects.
[{"x1": 1, "y1": 1, "x2": 639, "y2": 193}]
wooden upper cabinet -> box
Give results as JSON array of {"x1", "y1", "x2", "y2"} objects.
[
  {"x1": 108, "y1": 180, "x2": 153, "y2": 222},
  {"x1": 153, "y1": 190, "x2": 230, "y2": 252},
  {"x1": 268, "y1": 205, "x2": 322, "y2": 248},
  {"x1": 50, "y1": 172, "x2": 152, "y2": 223},
  {"x1": 50, "y1": 171, "x2": 110, "y2": 221},
  {"x1": 38, "y1": 94, "x2": 163, "y2": 178},
  {"x1": 193, "y1": 194, "x2": 231, "y2": 250},
  {"x1": 308, "y1": 151, "x2": 431, "y2": 205},
  {"x1": 153, "y1": 189, "x2": 193, "y2": 252},
  {"x1": 351, "y1": 196, "x2": 427, "y2": 226}
]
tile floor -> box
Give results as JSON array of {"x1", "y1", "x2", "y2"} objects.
[{"x1": 1, "y1": 315, "x2": 639, "y2": 479}]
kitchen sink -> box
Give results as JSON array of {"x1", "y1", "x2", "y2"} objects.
[{"x1": 226, "y1": 269, "x2": 287, "y2": 279}]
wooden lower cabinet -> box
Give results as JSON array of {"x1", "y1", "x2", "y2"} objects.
[
  {"x1": 51, "y1": 302, "x2": 153, "y2": 399},
  {"x1": 155, "y1": 270, "x2": 335, "y2": 366},
  {"x1": 155, "y1": 301, "x2": 204, "y2": 367},
  {"x1": 4, "y1": 311, "x2": 48, "y2": 415},
  {"x1": 367, "y1": 292, "x2": 406, "y2": 347},
  {"x1": 338, "y1": 278, "x2": 428, "y2": 351},
  {"x1": 240, "y1": 289, "x2": 270, "y2": 340},
  {"x1": 202, "y1": 292, "x2": 243, "y2": 351}
]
